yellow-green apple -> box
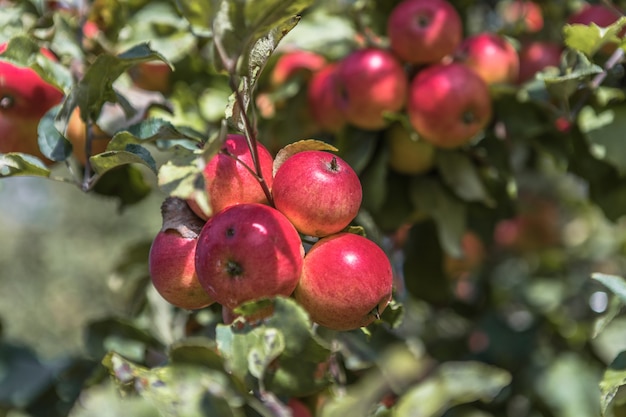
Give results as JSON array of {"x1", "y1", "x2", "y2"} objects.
[
  {"x1": 517, "y1": 41, "x2": 562, "y2": 84},
  {"x1": 334, "y1": 48, "x2": 407, "y2": 130},
  {"x1": 407, "y1": 62, "x2": 492, "y2": 149},
  {"x1": 0, "y1": 42, "x2": 64, "y2": 163},
  {"x1": 129, "y1": 61, "x2": 172, "y2": 94},
  {"x1": 271, "y1": 49, "x2": 326, "y2": 87},
  {"x1": 148, "y1": 197, "x2": 214, "y2": 310},
  {"x1": 307, "y1": 63, "x2": 346, "y2": 133},
  {"x1": 385, "y1": 122, "x2": 435, "y2": 175},
  {"x1": 194, "y1": 203, "x2": 304, "y2": 309},
  {"x1": 454, "y1": 32, "x2": 519, "y2": 85},
  {"x1": 272, "y1": 150, "x2": 362, "y2": 237},
  {"x1": 387, "y1": 0, "x2": 462, "y2": 64},
  {"x1": 294, "y1": 232, "x2": 393, "y2": 331},
  {"x1": 499, "y1": 0, "x2": 544, "y2": 33},
  {"x1": 189, "y1": 134, "x2": 274, "y2": 220}
]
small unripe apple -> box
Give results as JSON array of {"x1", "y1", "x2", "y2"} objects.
[
  {"x1": 0, "y1": 42, "x2": 64, "y2": 163},
  {"x1": 387, "y1": 0, "x2": 463, "y2": 64},
  {"x1": 272, "y1": 150, "x2": 362, "y2": 237},
  {"x1": 149, "y1": 197, "x2": 214, "y2": 310},
  {"x1": 334, "y1": 48, "x2": 407, "y2": 130},
  {"x1": 454, "y1": 33, "x2": 520, "y2": 85},
  {"x1": 294, "y1": 233, "x2": 393, "y2": 331},
  {"x1": 385, "y1": 123, "x2": 435, "y2": 175},
  {"x1": 194, "y1": 203, "x2": 304, "y2": 309},
  {"x1": 271, "y1": 50, "x2": 326, "y2": 87},
  {"x1": 500, "y1": 0, "x2": 544, "y2": 33},
  {"x1": 517, "y1": 41, "x2": 562, "y2": 84},
  {"x1": 407, "y1": 62, "x2": 492, "y2": 149},
  {"x1": 129, "y1": 61, "x2": 172, "y2": 94},
  {"x1": 307, "y1": 64, "x2": 346, "y2": 133},
  {"x1": 189, "y1": 134, "x2": 274, "y2": 220}
]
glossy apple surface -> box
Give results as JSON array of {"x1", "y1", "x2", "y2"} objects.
[
  {"x1": 407, "y1": 63, "x2": 492, "y2": 149},
  {"x1": 387, "y1": 0, "x2": 462, "y2": 64},
  {"x1": 272, "y1": 150, "x2": 362, "y2": 237},
  {"x1": 307, "y1": 64, "x2": 346, "y2": 133},
  {"x1": 517, "y1": 41, "x2": 562, "y2": 84},
  {"x1": 455, "y1": 32, "x2": 519, "y2": 85},
  {"x1": 195, "y1": 203, "x2": 304, "y2": 309},
  {"x1": 294, "y1": 232, "x2": 393, "y2": 331}
]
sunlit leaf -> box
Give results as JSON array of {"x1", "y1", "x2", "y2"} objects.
[
  {"x1": 600, "y1": 351, "x2": 626, "y2": 416},
  {"x1": 592, "y1": 273, "x2": 626, "y2": 305},
  {"x1": 0, "y1": 153, "x2": 50, "y2": 178},
  {"x1": 563, "y1": 17, "x2": 626, "y2": 57}
]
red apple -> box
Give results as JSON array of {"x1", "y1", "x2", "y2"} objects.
[
  {"x1": 454, "y1": 32, "x2": 520, "y2": 85},
  {"x1": 272, "y1": 150, "x2": 362, "y2": 237},
  {"x1": 287, "y1": 398, "x2": 313, "y2": 417},
  {"x1": 0, "y1": 42, "x2": 64, "y2": 163},
  {"x1": 189, "y1": 134, "x2": 274, "y2": 220},
  {"x1": 129, "y1": 61, "x2": 172, "y2": 94},
  {"x1": 517, "y1": 41, "x2": 562, "y2": 84},
  {"x1": 387, "y1": 0, "x2": 463, "y2": 64},
  {"x1": 149, "y1": 198, "x2": 214, "y2": 310},
  {"x1": 294, "y1": 233, "x2": 393, "y2": 331},
  {"x1": 334, "y1": 48, "x2": 407, "y2": 130},
  {"x1": 271, "y1": 50, "x2": 326, "y2": 87},
  {"x1": 407, "y1": 62, "x2": 492, "y2": 149},
  {"x1": 307, "y1": 64, "x2": 346, "y2": 133},
  {"x1": 194, "y1": 203, "x2": 304, "y2": 309},
  {"x1": 500, "y1": 1, "x2": 544, "y2": 33}
]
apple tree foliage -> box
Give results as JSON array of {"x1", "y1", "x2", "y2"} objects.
[{"x1": 3, "y1": 0, "x2": 626, "y2": 416}]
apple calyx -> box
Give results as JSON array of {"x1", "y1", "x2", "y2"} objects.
[
  {"x1": 226, "y1": 260, "x2": 244, "y2": 277},
  {"x1": 160, "y1": 197, "x2": 204, "y2": 239},
  {"x1": 370, "y1": 305, "x2": 381, "y2": 320}
]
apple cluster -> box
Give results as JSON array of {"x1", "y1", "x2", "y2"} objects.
[{"x1": 148, "y1": 134, "x2": 394, "y2": 331}]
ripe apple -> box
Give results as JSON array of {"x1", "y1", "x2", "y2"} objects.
[
  {"x1": 307, "y1": 64, "x2": 346, "y2": 133},
  {"x1": 0, "y1": 42, "x2": 64, "y2": 163},
  {"x1": 387, "y1": 0, "x2": 463, "y2": 65},
  {"x1": 272, "y1": 150, "x2": 362, "y2": 237},
  {"x1": 499, "y1": 0, "x2": 544, "y2": 33},
  {"x1": 333, "y1": 48, "x2": 407, "y2": 130},
  {"x1": 294, "y1": 232, "x2": 393, "y2": 331},
  {"x1": 454, "y1": 32, "x2": 519, "y2": 85},
  {"x1": 129, "y1": 61, "x2": 172, "y2": 94},
  {"x1": 271, "y1": 50, "x2": 326, "y2": 87},
  {"x1": 287, "y1": 398, "x2": 313, "y2": 417},
  {"x1": 149, "y1": 197, "x2": 214, "y2": 310},
  {"x1": 385, "y1": 122, "x2": 435, "y2": 175},
  {"x1": 407, "y1": 62, "x2": 493, "y2": 149},
  {"x1": 194, "y1": 203, "x2": 304, "y2": 309},
  {"x1": 64, "y1": 107, "x2": 111, "y2": 166},
  {"x1": 189, "y1": 133, "x2": 274, "y2": 220},
  {"x1": 517, "y1": 41, "x2": 562, "y2": 84}
]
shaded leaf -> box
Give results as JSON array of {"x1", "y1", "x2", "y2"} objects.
[
  {"x1": 86, "y1": 318, "x2": 165, "y2": 362},
  {"x1": 394, "y1": 361, "x2": 511, "y2": 417},
  {"x1": 92, "y1": 165, "x2": 152, "y2": 210},
  {"x1": 37, "y1": 105, "x2": 73, "y2": 162},
  {"x1": 436, "y1": 151, "x2": 494, "y2": 207},
  {"x1": 174, "y1": 0, "x2": 219, "y2": 37},
  {"x1": 600, "y1": 351, "x2": 626, "y2": 416},
  {"x1": 579, "y1": 105, "x2": 626, "y2": 175},
  {"x1": 360, "y1": 142, "x2": 389, "y2": 213}
]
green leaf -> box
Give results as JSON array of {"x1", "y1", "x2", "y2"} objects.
[
  {"x1": 410, "y1": 177, "x2": 466, "y2": 258},
  {"x1": 537, "y1": 50, "x2": 602, "y2": 100},
  {"x1": 92, "y1": 165, "x2": 153, "y2": 210},
  {"x1": 394, "y1": 361, "x2": 511, "y2": 417},
  {"x1": 436, "y1": 151, "x2": 495, "y2": 207},
  {"x1": 336, "y1": 127, "x2": 380, "y2": 175},
  {"x1": 86, "y1": 318, "x2": 165, "y2": 362},
  {"x1": 600, "y1": 351, "x2": 626, "y2": 416},
  {"x1": 360, "y1": 142, "x2": 389, "y2": 213},
  {"x1": 37, "y1": 105, "x2": 73, "y2": 162},
  {"x1": 592, "y1": 273, "x2": 626, "y2": 305},
  {"x1": 89, "y1": 145, "x2": 157, "y2": 177},
  {"x1": 592, "y1": 295, "x2": 623, "y2": 339},
  {"x1": 157, "y1": 148, "x2": 209, "y2": 214},
  {"x1": 0, "y1": 153, "x2": 50, "y2": 178},
  {"x1": 55, "y1": 43, "x2": 170, "y2": 132},
  {"x1": 564, "y1": 17, "x2": 626, "y2": 57},
  {"x1": 579, "y1": 105, "x2": 626, "y2": 175},
  {"x1": 173, "y1": 0, "x2": 219, "y2": 37}
]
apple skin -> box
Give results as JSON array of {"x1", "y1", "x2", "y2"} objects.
[
  {"x1": 272, "y1": 150, "x2": 362, "y2": 237},
  {"x1": 149, "y1": 198, "x2": 214, "y2": 310},
  {"x1": 407, "y1": 62, "x2": 493, "y2": 149},
  {"x1": 307, "y1": 64, "x2": 346, "y2": 133},
  {"x1": 454, "y1": 32, "x2": 520, "y2": 85},
  {"x1": 189, "y1": 134, "x2": 274, "y2": 220},
  {"x1": 334, "y1": 48, "x2": 407, "y2": 130},
  {"x1": 0, "y1": 43, "x2": 64, "y2": 163},
  {"x1": 129, "y1": 61, "x2": 172, "y2": 94},
  {"x1": 194, "y1": 203, "x2": 304, "y2": 310},
  {"x1": 65, "y1": 107, "x2": 111, "y2": 166},
  {"x1": 271, "y1": 50, "x2": 326, "y2": 87},
  {"x1": 500, "y1": 0, "x2": 544, "y2": 33},
  {"x1": 517, "y1": 41, "x2": 562, "y2": 84},
  {"x1": 287, "y1": 398, "x2": 313, "y2": 417},
  {"x1": 294, "y1": 232, "x2": 393, "y2": 331},
  {"x1": 387, "y1": 0, "x2": 463, "y2": 65},
  {"x1": 385, "y1": 122, "x2": 435, "y2": 175}
]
